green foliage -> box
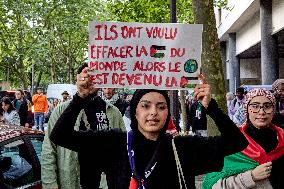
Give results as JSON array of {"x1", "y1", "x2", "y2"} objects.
[
  {"x1": 214, "y1": 0, "x2": 230, "y2": 10},
  {"x1": 1, "y1": 0, "x2": 213, "y2": 89},
  {"x1": 103, "y1": 0, "x2": 193, "y2": 23},
  {"x1": 0, "y1": 0, "x2": 104, "y2": 89}
]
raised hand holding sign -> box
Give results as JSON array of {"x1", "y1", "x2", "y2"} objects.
[{"x1": 76, "y1": 67, "x2": 97, "y2": 98}]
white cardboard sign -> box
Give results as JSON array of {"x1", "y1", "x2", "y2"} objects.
[{"x1": 88, "y1": 21, "x2": 202, "y2": 89}]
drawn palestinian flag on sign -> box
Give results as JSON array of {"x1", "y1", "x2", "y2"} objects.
[{"x1": 150, "y1": 45, "x2": 166, "y2": 58}]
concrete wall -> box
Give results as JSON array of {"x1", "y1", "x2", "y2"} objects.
[
  {"x1": 240, "y1": 58, "x2": 261, "y2": 79},
  {"x1": 272, "y1": 0, "x2": 284, "y2": 33},
  {"x1": 217, "y1": 0, "x2": 258, "y2": 40},
  {"x1": 226, "y1": 60, "x2": 230, "y2": 79},
  {"x1": 236, "y1": 12, "x2": 260, "y2": 55},
  {"x1": 224, "y1": 43, "x2": 262, "y2": 80},
  {"x1": 225, "y1": 41, "x2": 230, "y2": 79},
  {"x1": 238, "y1": 58, "x2": 284, "y2": 80},
  {"x1": 218, "y1": 0, "x2": 284, "y2": 85},
  {"x1": 218, "y1": 0, "x2": 284, "y2": 36}
]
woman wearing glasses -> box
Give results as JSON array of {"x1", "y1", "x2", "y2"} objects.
[{"x1": 203, "y1": 88, "x2": 284, "y2": 189}]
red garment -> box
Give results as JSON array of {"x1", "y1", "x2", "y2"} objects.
[
  {"x1": 240, "y1": 123, "x2": 284, "y2": 164},
  {"x1": 167, "y1": 117, "x2": 177, "y2": 131},
  {"x1": 129, "y1": 178, "x2": 138, "y2": 189}
]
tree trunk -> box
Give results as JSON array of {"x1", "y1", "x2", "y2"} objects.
[
  {"x1": 18, "y1": 59, "x2": 29, "y2": 89},
  {"x1": 50, "y1": 24, "x2": 57, "y2": 84},
  {"x1": 192, "y1": 0, "x2": 226, "y2": 136},
  {"x1": 67, "y1": 36, "x2": 73, "y2": 84},
  {"x1": 51, "y1": 54, "x2": 56, "y2": 83},
  {"x1": 67, "y1": 55, "x2": 72, "y2": 84},
  {"x1": 17, "y1": 14, "x2": 29, "y2": 89},
  {"x1": 35, "y1": 69, "x2": 43, "y2": 91},
  {"x1": 71, "y1": 66, "x2": 75, "y2": 84},
  {"x1": 17, "y1": 51, "x2": 29, "y2": 89},
  {"x1": 50, "y1": 43, "x2": 57, "y2": 83},
  {"x1": 50, "y1": 61, "x2": 56, "y2": 83}
]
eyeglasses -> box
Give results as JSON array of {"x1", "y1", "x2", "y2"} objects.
[
  {"x1": 275, "y1": 89, "x2": 284, "y2": 93},
  {"x1": 248, "y1": 103, "x2": 274, "y2": 114}
]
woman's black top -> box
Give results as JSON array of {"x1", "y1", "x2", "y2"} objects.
[{"x1": 50, "y1": 94, "x2": 248, "y2": 189}]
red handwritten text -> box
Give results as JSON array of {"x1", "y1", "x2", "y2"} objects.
[
  {"x1": 90, "y1": 45, "x2": 148, "y2": 59},
  {"x1": 169, "y1": 62, "x2": 181, "y2": 72},
  {"x1": 94, "y1": 24, "x2": 118, "y2": 40},
  {"x1": 90, "y1": 61, "x2": 127, "y2": 71},
  {"x1": 145, "y1": 27, "x2": 177, "y2": 40},
  {"x1": 170, "y1": 48, "x2": 185, "y2": 57},
  {"x1": 133, "y1": 61, "x2": 166, "y2": 72}
]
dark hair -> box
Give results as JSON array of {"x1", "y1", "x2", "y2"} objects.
[
  {"x1": 16, "y1": 89, "x2": 25, "y2": 96},
  {"x1": 61, "y1": 91, "x2": 69, "y2": 95},
  {"x1": 129, "y1": 89, "x2": 171, "y2": 135},
  {"x1": 236, "y1": 87, "x2": 245, "y2": 94},
  {"x1": 77, "y1": 63, "x2": 88, "y2": 74},
  {"x1": 1, "y1": 97, "x2": 15, "y2": 113}
]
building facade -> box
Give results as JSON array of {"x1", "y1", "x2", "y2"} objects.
[{"x1": 216, "y1": 0, "x2": 284, "y2": 92}]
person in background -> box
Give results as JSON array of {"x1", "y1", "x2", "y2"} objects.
[
  {"x1": 101, "y1": 88, "x2": 129, "y2": 116},
  {"x1": 32, "y1": 87, "x2": 48, "y2": 131},
  {"x1": 25, "y1": 92, "x2": 34, "y2": 128},
  {"x1": 229, "y1": 87, "x2": 245, "y2": 119},
  {"x1": 203, "y1": 88, "x2": 284, "y2": 189},
  {"x1": 61, "y1": 91, "x2": 70, "y2": 102},
  {"x1": 41, "y1": 64, "x2": 125, "y2": 189},
  {"x1": 123, "y1": 105, "x2": 132, "y2": 132},
  {"x1": 232, "y1": 104, "x2": 246, "y2": 127},
  {"x1": 12, "y1": 90, "x2": 28, "y2": 126},
  {"x1": 119, "y1": 92, "x2": 127, "y2": 101},
  {"x1": 226, "y1": 92, "x2": 235, "y2": 119},
  {"x1": 186, "y1": 100, "x2": 208, "y2": 136},
  {"x1": 272, "y1": 79, "x2": 284, "y2": 129},
  {"x1": 49, "y1": 74, "x2": 248, "y2": 188},
  {"x1": 0, "y1": 97, "x2": 20, "y2": 126},
  {"x1": 52, "y1": 99, "x2": 59, "y2": 109},
  {"x1": 45, "y1": 98, "x2": 60, "y2": 125}
]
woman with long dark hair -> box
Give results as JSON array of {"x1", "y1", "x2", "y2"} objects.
[
  {"x1": 12, "y1": 89, "x2": 28, "y2": 126},
  {"x1": 1, "y1": 97, "x2": 20, "y2": 126}
]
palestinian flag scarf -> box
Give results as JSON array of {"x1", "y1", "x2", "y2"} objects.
[
  {"x1": 240, "y1": 123, "x2": 284, "y2": 164},
  {"x1": 202, "y1": 123, "x2": 284, "y2": 189}
]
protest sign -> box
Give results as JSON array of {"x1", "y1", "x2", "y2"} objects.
[{"x1": 88, "y1": 21, "x2": 202, "y2": 89}]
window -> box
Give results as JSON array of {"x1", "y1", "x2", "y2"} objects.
[
  {"x1": 30, "y1": 137, "x2": 43, "y2": 163},
  {"x1": 0, "y1": 139, "x2": 35, "y2": 188}
]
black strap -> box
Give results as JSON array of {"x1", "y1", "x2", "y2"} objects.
[{"x1": 127, "y1": 131, "x2": 163, "y2": 188}]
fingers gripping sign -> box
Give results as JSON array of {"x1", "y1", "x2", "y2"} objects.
[
  {"x1": 193, "y1": 74, "x2": 211, "y2": 109},
  {"x1": 76, "y1": 67, "x2": 97, "y2": 98}
]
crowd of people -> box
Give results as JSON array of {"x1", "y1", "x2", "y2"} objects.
[
  {"x1": 0, "y1": 88, "x2": 72, "y2": 132},
  {"x1": 40, "y1": 64, "x2": 284, "y2": 189},
  {"x1": 1, "y1": 63, "x2": 284, "y2": 189}
]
